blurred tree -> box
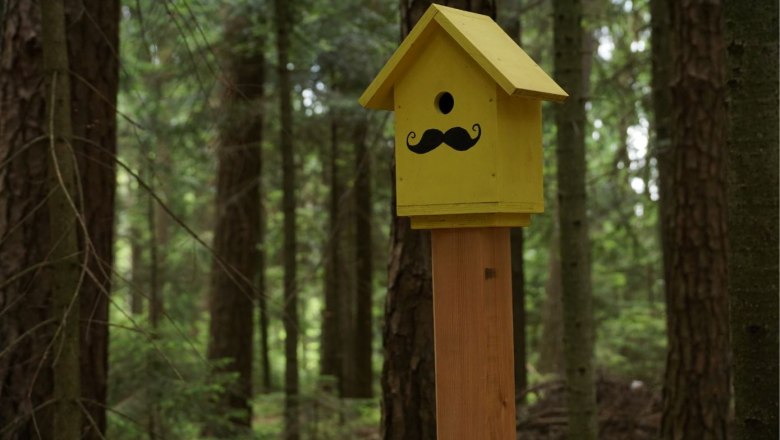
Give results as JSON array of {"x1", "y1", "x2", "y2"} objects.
[
  {"x1": 204, "y1": 3, "x2": 265, "y2": 435},
  {"x1": 321, "y1": 108, "x2": 343, "y2": 390},
  {"x1": 659, "y1": 1, "x2": 730, "y2": 438},
  {"x1": 275, "y1": 0, "x2": 300, "y2": 438},
  {"x1": 553, "y1": 0, "x2": 598, "y2": 438},
  {"x1": 725, "y1": 1, "x2": 779, "y2": 439},
  {"x1": 353, "y1": 115, "x2": 373, "y2": 398}
]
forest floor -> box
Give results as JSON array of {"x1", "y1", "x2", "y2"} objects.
[{"x1": 517, "y1": 377, "x2": 661, "y2": 439}]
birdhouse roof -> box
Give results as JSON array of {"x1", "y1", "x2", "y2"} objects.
[{"x1": 359, "y1": 4, "x2": 568, "y2": 110}]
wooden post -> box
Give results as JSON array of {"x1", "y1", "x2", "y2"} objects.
[{"x1": 431, "y1": 227, "x2": 516, "y2": 440}]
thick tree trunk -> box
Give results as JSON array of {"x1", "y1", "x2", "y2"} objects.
[
  {"x1": 275, "y1": 0, "x2": 299, "y2": 438},
  {"x1": 321, "y1": 113, "x2": 342, "y2": 389},
  {"x1": 41, "y1": 0, "x2": 81, "y2": 438},
  {"x1": 64, "y1": 1, "x2": 119, "y2": 436},
  {"x1": 0, "y1": 2, "x2": 55, "y2": 437},
  {"x1": 353, "y1": 117, "x2": 373, "y2": 398},
  {"x1": 0, "y1": 2, "x2": 118, "y2": 437},
  {"x1": 382, "y1": 2, "x2": 496, "y2": 439},
  {"x1": 205, "y1": 8, "x2": 264, "y2": 435},
  {"x1": 553, "y1": 0, "x2": 598, "y2": 438},
  {"x1": 724, "y1": 2, "x2": 779, "y2": 439},
  {"x1": 659, "y1": 1, "x2": 731, "y2": 439}
]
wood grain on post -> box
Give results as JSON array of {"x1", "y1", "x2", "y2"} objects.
[{"x1": 431, "y1": 227, "x2": 516, "y2": 440}]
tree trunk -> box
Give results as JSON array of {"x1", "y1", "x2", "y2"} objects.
[
  {"x1": 511, "y1": 229, "x2": 527, "y2": 409},
  {"x1": 724, "y1": 2, "x2": 779, "y2": 439},
  {"x1": 64, "y1": 1, "x2": 120, "y2": 436},
  {"x1": 41, "y1": 0, "x2": 81, "y2": 438},
  {"x1": 353, "y1": 116, "x2": 373, "y2": 398},
  {"x1": 382, "y1": 2, "x2": 495, "y2": 439},
  {"x1": 0, "y1": 2, "x2": 55, "y2": 436},
  {"x1": 0, "y1": 2, "x2": 118, "y2": 437},
  {"x1": 659, "y1": 1, "x2": 731, "y2": 439},
  {"x1": 204, "y1": 7, "x2": 264, "y2": 435},
  {"x1": 538, "y1": 231, "x2": 565, "y2": 375},
  {"x1": 275, "y1": 0, "x2": 299, "y2": 438},
  {"x1": 321, "y1": 112, "x2": 342, "y2": 390},
  {"x1": 650, "y1": 0, "x2": 673, "y2": 283},
  {"x1": 553, "y1": 0, "x2": 598, "y2": 438},
  {"x1": 258, "y1": 145, "x2": 271, "y2": 394}
]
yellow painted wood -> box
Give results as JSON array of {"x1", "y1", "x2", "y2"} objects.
[
  {"x1": 359, "y1": 4, "x2": 567, "y2": 111},
  {"x1": 497, "y1": 93, "x2": 544, "y2": 209},
  {"x1": 359, "y1": 3, "x2": 563, "y2": 228},
  {"x1": 394, "y1": 29, "x2": 499, "y2": 210},
  {"x1": 410, "y1": 213, "x2": 530, "y2": 229}
]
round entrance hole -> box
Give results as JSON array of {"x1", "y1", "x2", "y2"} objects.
[{"x1": 436, "y1": 92, "x2": 454, "y2": 114}]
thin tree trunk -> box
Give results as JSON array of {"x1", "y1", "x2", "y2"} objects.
[
  {"x1": 659, "y1": 1, "x2": 730, "y2": 438},
  {"x1": 41, "y1": 0, "x2": 81, "y2": 437},
  {"x1": 275, "y1": 0, "x2": 299, "y2": 437},
  {"x1": 353, "y1": 117, "x2": 373, "y2": 398},
  {"x1": 650, "y1": 0, "x2": 673, "y2": 304},
  {"x1": 724, "y1": 2, "x2": 779, "y2": 439},
  {"x1": 0, "y1": 2, "x2": 57, "y2": 435},
  {"x1": 511, "y1": 228, "x2": 526, "y2": 403},
  {"x1": 553, "y1": 0, "x2": 598, "y2": 437},
  {"x1": 382, "y1": 2, "x2": 496, "y2": 439},
  {"x1": 204, "y1": 7, "x2": 264, "y2": 435},
  {"x1": 321, "y1": 112, "x2": 342, "y2": 390},
  {"x1": 130, "y1": 226, "x2": 145, "y2": 315},
  {"x1": 538, "y1": 231, "x2": 565, "y2": 375},
  {"x1": 64, "y1": 1, "x2": 120, "y2": 436},
  {"x1": 258, "y1": 148, "x2": 271, "y2": 393}
]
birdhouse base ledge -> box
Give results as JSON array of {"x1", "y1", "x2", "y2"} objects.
[{"x1": 410, "y1": 213, "x2": 531, "y2": 229}]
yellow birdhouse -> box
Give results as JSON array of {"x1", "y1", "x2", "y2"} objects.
[{"x1": 359, "y1": 4, "x2": 567, "y2": 229}]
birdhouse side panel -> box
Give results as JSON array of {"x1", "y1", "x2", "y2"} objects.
[
  {"x1": 394, "y1": 28, "x2": 500, "y2": 216},
  {"x1": 497, "y1": 94, "x2": 544, "y2": 212}
]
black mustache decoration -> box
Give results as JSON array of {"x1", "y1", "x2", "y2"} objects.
[{"x1": 406, "y1": 123, "x2": 482, "y2": 154}]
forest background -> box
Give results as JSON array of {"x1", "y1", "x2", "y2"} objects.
[{"x1": 0, "y1": 0, "x2": 777, "y2": 439}]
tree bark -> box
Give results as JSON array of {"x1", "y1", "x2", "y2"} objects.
[
  {"x1": 0, "y1": 2, "x2": 118, "y2": 437},
  {"x1": 204, "y1": 7, "x2": 264, "y2": 435},
  {"x1": 553, "y1": 0, "x2": 598, "y2": 438},
  {"x1": 724, "y1": 1, "x2": 779, "y2": 439},
  {"x1": 275, "y1": 0, "x2": 299, "y2": 438},
  {"x1": 659, "y1": 1, "x2": 731, "y2": 439},
  {"x1": 353, "y1": 116, "x2": 373, "y2": 398},
  {"x1": 382, "y1": 2, "x2": 495, "y2": 439},
  {"x1": 0, "y1": 2, "x2": 55, "y2": 437},
  {"x1": 41, "y1": 0, "x2": 81, "y2": 438},
  {"x1": 64, "y1": 1, "x2": 120, "y2": 436}
]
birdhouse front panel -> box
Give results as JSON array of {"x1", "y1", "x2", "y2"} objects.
[{"x1": 394, "y1": 28, "x2": 500, "y2": 216}]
